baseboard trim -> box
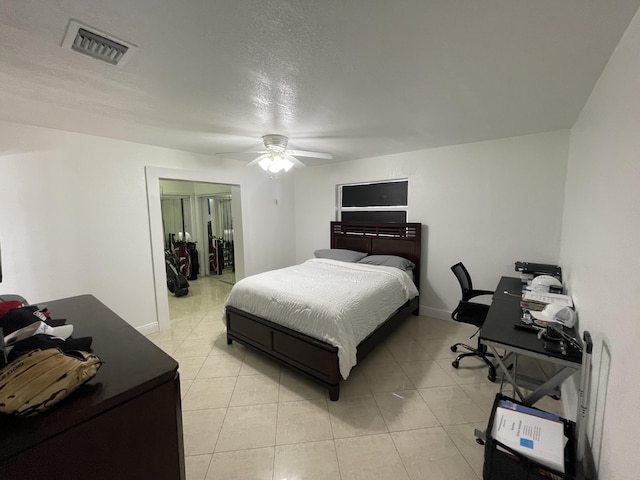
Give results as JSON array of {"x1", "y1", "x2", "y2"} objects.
[
  {"x1": 137, "y1": 322, "x2": 159, "y2": 336},
  {"x1": 418, "y1": 305, "x2": 452, "y2": 321}
]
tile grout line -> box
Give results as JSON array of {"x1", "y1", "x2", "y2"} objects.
[{"x1": 166, "y1": 274, "x2": 515, "y2": 479}]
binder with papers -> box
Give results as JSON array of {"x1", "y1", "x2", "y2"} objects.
[
  {"x1": 497, "y1": 398, "x2": 560, "y2": 422},
  {"x1": 491, "y1": 405, "x2": 566, "y2": 473},
  {"x1": 483, "y1": 393, "x2": 580, "y2": 480}
]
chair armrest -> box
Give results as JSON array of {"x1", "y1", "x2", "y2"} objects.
[
  {"x1": 452, "y1": 300, "x2": 490, "y2": 324},
  {"x1": 467, "y1": 289, "x2": 494, "y2": 300},
  {"x1": 459, "y1": 300, "x2": 490, "y2": 313}
]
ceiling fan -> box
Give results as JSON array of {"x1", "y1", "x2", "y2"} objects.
[{"x1": 217, "y1": 134, "x2": 333, "y2": 173}]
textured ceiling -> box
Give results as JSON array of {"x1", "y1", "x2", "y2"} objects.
[{"x1": 1, "y1": 0, "x2": 639, "y2": 165}]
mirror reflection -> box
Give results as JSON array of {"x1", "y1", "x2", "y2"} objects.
[{"x1": 160, "y1": 180, "x2": 236, "y2": 288}]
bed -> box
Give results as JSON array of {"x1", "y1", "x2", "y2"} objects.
[{"x1": 224, "y1": 221, "x2": 422, "y2": 400}]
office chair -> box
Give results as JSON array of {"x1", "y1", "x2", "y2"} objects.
[{"x1": 450, "y1": 262, "x2": 497, "y2": 382}]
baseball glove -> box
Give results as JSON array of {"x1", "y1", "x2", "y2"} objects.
[{"x1": 0, "y1": 348, "x2": 102, "y2": 417}]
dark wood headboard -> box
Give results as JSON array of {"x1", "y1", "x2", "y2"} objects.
[{"x1": 330, "y1": 222, "x2": 422, "y2": 291}]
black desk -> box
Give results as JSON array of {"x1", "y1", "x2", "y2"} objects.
[{"x1": 481, "y1": 277, "x2": 582, "y2": 406}]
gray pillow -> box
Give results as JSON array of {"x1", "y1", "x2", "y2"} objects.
[
  {"x1": 313, "y1": 248, "x2": 368, "y2": 263},
  {"x1": 357, "y1": 255, "x2": 415, "y2": 271}
]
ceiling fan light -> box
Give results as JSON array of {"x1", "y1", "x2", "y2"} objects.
[
  {"x1": 267, "y1": 160, "x2": 278, "y2": 173},
  {"x1": 261, "y1": 153, "x2": 293, "y2": 173},
  {"x1": 216, "y1": 134, "x2": 332, "y2": 171},
  {"x1": 273, "y1": 154, "x2": 284, "y2": 168},
  {"x1": 258, "y1": 156, "x2": 272, "y2": 171}
]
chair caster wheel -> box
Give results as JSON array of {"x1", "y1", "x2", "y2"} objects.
[
  {"x1": 476, "y1": 438, "x2": 485, "y2": 445},
  {"x1": 451, "y1": 345, "x2": 458, "y2": 352},
  {"x1": 452, "y1": 360, "x2": 459, "y2": 369}
]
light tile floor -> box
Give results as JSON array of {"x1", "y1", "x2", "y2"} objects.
[{"x1": 146, "y1": 276, "x2": 565, "y2": 480}]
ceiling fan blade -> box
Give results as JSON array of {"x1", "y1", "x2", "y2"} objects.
[
  {"x1": 245, "y1": 154, "x2": 268, "y2": 167},
  {"x1": 216, "y1": 150, "x2": 267, "y2": 156},
  {"x1": 288, "y1": 149, "x2": 333, "y2": 160},
  {"x1": 286, "y1": 155, "x2": 307, "y2": 168}
]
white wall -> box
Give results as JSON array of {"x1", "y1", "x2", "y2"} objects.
[
  {"x1": 294, "y1": 130, "x2": 570, "y2": 317},
  {"x1": 0, "y1": 121, "x2": 296, "y2": 330},
  {"x1": 561, "y1": 8, "x2": 640, "y2": 479}
]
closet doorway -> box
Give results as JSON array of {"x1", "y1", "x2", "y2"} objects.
[
  {"x1": 160, "y1": 180, "x2": 238, "y2": 285},
  {"x1": 159, "y1": 179, "x2": 240, "y2": 324},
  {"x1": 147, "y1": 166, "x2": 245, "y2": 332},
  {"x1": 160, "y1": 179, "x2": 241, "y2": 321}
]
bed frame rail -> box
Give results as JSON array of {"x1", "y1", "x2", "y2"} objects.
[{"x1": 226, "y1": 297, "x2": 419, "y2": 400}]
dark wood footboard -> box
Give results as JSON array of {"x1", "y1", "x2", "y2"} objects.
[{"x1": 225, "y1": 296, "x2": 419, "y2": 401}]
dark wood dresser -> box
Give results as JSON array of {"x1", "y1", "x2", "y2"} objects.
[{"x1": 0, "y1": 294, "x2": 185, "y2": 480}]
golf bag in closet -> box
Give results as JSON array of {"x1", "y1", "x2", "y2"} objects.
[
  {"x1": 173, "y1": 241, "x2": 192, "y2": 279},
  {"x1": 165, "y1": 249, "x2": 189, "y2": 297},
  {"x1": 186, "y1": 242, "x2": 199, "y2": 281}
]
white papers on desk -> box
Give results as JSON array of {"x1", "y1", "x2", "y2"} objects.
[
  {"x1": 523, "y1": 291, "x2": 574, "y2": 308},
  {"x1": 492, "y1": 406, "x2": 566, "y2": 473}
]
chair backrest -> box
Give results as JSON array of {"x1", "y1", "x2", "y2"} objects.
[{"x1": 451, "y1": 262, "x2": 473, "y2": 301}]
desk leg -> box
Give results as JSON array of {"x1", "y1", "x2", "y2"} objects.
[
  {"x1": 489, "y1": 346, "x2": 526, "y2": 402},
  {"x1": 496, "y1": 351, "x2": 516, "y2": 396},
  {"x1": 490, "y1": 346, "x2": 578, "y2": 406},
  {"x1": 522, "y1": 366, "x2": 576, "y2": 406}
]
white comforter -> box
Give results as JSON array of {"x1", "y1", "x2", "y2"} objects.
[{"x1": 224, "y1": 258, "x2": 419, "y2": 379}]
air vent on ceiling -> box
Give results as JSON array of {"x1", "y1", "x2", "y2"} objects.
[{"x1": 61, "y1": 20, "x2": 137, "y2": 67}]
